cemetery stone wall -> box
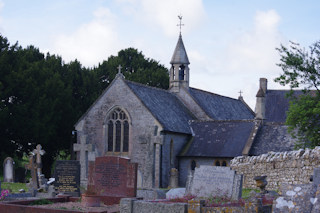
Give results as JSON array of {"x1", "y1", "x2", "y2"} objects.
[{"x1": 230, "y1": 147, "x2": 320, "y2": 190}]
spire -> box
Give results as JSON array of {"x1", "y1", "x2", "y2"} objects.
[
  {"x1": 169, "y1": 15, "x2": 190, "y2": 92},
  {"x1": 170, "y1": 34, "x2": 190, "y2": 65}
]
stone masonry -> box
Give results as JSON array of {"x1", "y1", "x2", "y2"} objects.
[
  {"x1": 75, "y1": 75, "x2": 163, "y2": 188},
  {"x1": 230, "y1": 147, "x2": 320, "y2": 190}
]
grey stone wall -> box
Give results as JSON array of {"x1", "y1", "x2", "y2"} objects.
[
  {"x1": 75, "y1": 77, "x2": 164, "y2": 188},
  {"x1": 161, "y1": 133, "x2": 190, "y2": 188},
  {"x1": 230, "y1": 147, "x2": 320, "y2": 190}
]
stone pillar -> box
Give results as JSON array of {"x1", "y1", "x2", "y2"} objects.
[
  {"x1": 169, "y1": 168, "x2": 179, "y2": 188},
  {"x1": 154, "y1": 143, "x2": 161, "y2": 188}
]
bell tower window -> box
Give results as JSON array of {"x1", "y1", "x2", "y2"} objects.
[
  {"x1": 106, "y1": 108, "x2": 129, "y2": 154},
  {"x1": 179, "y1": 65, "x2": 185, "y2": 80}
]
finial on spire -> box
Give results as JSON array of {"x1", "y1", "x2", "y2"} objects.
[{"x1": 177, "y1": 15, "x2": 184, "y2": 34}]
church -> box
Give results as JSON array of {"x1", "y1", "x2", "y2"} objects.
[{"x1": 73, "y1": 31, "x2": 296, "y2": 188}]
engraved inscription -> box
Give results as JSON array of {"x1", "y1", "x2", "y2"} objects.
[
  {"x1": 95, "y1": 163, "x2": 125, "y2": 188},
  {"x1": 54, "y1": 160, "x2": 80, "y2": 195}
]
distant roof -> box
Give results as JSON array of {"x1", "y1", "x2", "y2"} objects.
[
  {"x1": 180, "y1": 120, "x2": 255, "y2": 158},
  {"x1": 170, "y1": 34, "x2": 190, "y2": 65},
  {"x1": 249, "y1": 123, "x2": 295, "y2": 156},
  {"x1": 189, "y1": 88, "x2": 255, "y2": 120},
  {"x1": 265, "y1": 90, "x2": 303, "y2": 123},
  {"x1": 126, "y1": 80, "x2": 194, "y2": 134}
]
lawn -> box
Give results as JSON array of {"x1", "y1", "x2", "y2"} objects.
[{"x1": 1, "y1": 182, "x2": 28, "y2": 193}]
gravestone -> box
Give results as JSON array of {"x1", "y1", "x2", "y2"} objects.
[
  {"x1": 169, "y1": 168, "x2": 179, "y2": 188},
  {"x1": 88, "y1": 156, "x2": 137, "y2": 198},
  {"x1": 3, "y1": 157, "x2": 14, "y2": 182},
  {"x1": 187, "y1": 166, "x2": 242, "y2": 200},
  {"x1": 25, "y1": 154, "x2": 39, "y2": 190},
  {"x1": 54, "y1": 160, "x2": 80, "y2": 197},
  {"x1": 32, "y1": 144, "x2": 45, "y2": 186},
  {"x1": 73, "y1": 135, "x2": 94, "y2": 185}
]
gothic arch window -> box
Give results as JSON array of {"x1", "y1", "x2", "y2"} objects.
[{"x1": 106, "y1": 108, "x2": 129, "y2": 154}]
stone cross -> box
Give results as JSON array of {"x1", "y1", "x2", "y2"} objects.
[
  {"x1": 73, "y1": 135, "x2": 93, "y2": 183},
  {"x1": 117, "y1": 64, "x2": 122, "y2": 74},
  {"x1": 32, "y1": 144, "x2": 45, "y2": 182},
  {"x1": 239, "y1": 90, "x2": 243, "y2": 97},
  {"x1": 25, "y1": 154, "x2": 39, "y2": 189}
]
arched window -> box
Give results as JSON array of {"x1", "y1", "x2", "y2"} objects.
[
  {"x1": 179, "y1": 65, "x2": 185, "y2": 80},
  {"x1": 222, "y1": 161, "x2": 227, "y2": 167},
  {"x1": 215, "y1": 161, "x2": 221, "y2": 166},
  {"x1": 106, "y1": 108, "x2": 129, "y2": 154}
]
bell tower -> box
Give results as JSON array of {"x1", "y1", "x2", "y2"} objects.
[{"x1": 169, "y1": 16, "x2": 190, "y2": 93}]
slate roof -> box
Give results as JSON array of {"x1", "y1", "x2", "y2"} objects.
[
  {"x1": 170, "y1": 34, "x2": 190, "y2": 65},
  {"x1": 249, "y1": 123, "x2": 295, "y2": 156},
  {"x1": 179, "y1": 120, "x2": 255, "y2": 157},
  {"x1": 265, "y1": 90, "x2": 306, "y2": 123},
  {"x1": 125, "y1": 80, "x2": 194, "y2": 134},
  {"x1": 188, "y1": 88, "x2": 255, "y2": 120}
]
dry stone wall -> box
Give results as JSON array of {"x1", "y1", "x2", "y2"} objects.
[{"x1": 230, "y1": 147, "x2": 320, "y2": 190}]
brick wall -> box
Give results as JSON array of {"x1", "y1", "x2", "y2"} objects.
[{"x1": 230, "y1": 147, "x2": 320, "y2": 190}]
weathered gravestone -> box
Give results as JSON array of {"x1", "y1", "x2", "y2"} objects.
[
  {"x1": 3, "y1": 157, "x2": 14, "y2": 182},
  {"x1": 187, "y1": 166, "x2": 242, "y2": 200},
  {"x1": 25, "y1": 154, "x2": 39, "y2": 190},
  {"x1": 54, "y1": 160, "x2": 80, "y2": 197},
  {"x1": 32, "y1": 144, "x2": 45, "y2": 186},
  {"x1": 87, "y1": 156, "x2": 137, "y2": 205}
]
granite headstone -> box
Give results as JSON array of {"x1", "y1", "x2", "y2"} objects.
[
  {"x1": 54, "y1": 160, "x2": 80, "y2": 197},
  {"x1": 188, "y1": 166, "x2": 242, "y2": 200}
]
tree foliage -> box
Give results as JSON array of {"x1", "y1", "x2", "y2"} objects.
[
  {"x1": 275, "y1": 41, "x2": 320, "y2": 148},
  {"x1": 0, "y1": 35, "x2": 169, "y2": 176}
]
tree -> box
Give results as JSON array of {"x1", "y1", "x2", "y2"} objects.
[
  {"x1": 94, "y1": 48, "x2": 169, "y2": 92},
  {"x1": 275, "y1": 41, "x2": 320, "y2": 148},
  {"x1": 0, "y1": 35, "x2": 169, "y2": 176}
]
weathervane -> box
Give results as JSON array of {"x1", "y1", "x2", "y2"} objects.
[{"x1": 177, "y1": 15, "x2": 184, "y2": 34}]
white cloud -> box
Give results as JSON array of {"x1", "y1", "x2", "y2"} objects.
[
  {"x1": 116, "y1": 0, "x2": 206, "y2": 37},
  {"x1": 225, "y1": 10, "x2": 282, "y2": 74},
  {"x1": 190, "y1": 10, "x2": 286, "y2": 109},
  {"x1": 52, "y1": 7, "x2": 121, "y2": 67}
]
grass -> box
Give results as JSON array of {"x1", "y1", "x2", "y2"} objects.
[
  {"x1": 29, "y1": 199, "x2": 54, "y2": 205},
  {"x1": 242, "y1": 188, "x2": 260, "y2": 199},
  {"x1": 1, "y1": 182, "x2": 28, "y2": 193}
]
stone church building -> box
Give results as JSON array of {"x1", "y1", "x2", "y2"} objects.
[{"x1": 74, "y1": 33, "x2": 296, "y2": 188}]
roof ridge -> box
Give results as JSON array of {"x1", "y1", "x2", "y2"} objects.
[
  {"x1": 189, "y1": 87, "x2": 240, "y2": 101},
  {"x1": 190, "y1": 119, "x2": 255, "y2": 123},
  {"x1": 125, "y1": 79, "x2": 171, "y2": 94}
]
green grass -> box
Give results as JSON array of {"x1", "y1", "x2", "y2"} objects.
[
  {"x1": 242, "y1": 188, "x2": 260, "y2": 199},
  {"x1": 1, "y1": 182, "x2": 28, "y2": 193}
]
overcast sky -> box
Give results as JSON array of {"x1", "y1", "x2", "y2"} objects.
[{"x1": 1, "y1": 0, "x2": 320, "y2": 109}]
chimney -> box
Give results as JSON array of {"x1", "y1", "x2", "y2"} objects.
[
  {"x1": 260, "y1": 78, "x2": 267, "y2": 94},
  {"x1": 255, "y1": 78, "x2": 267, "y2": 120}
]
